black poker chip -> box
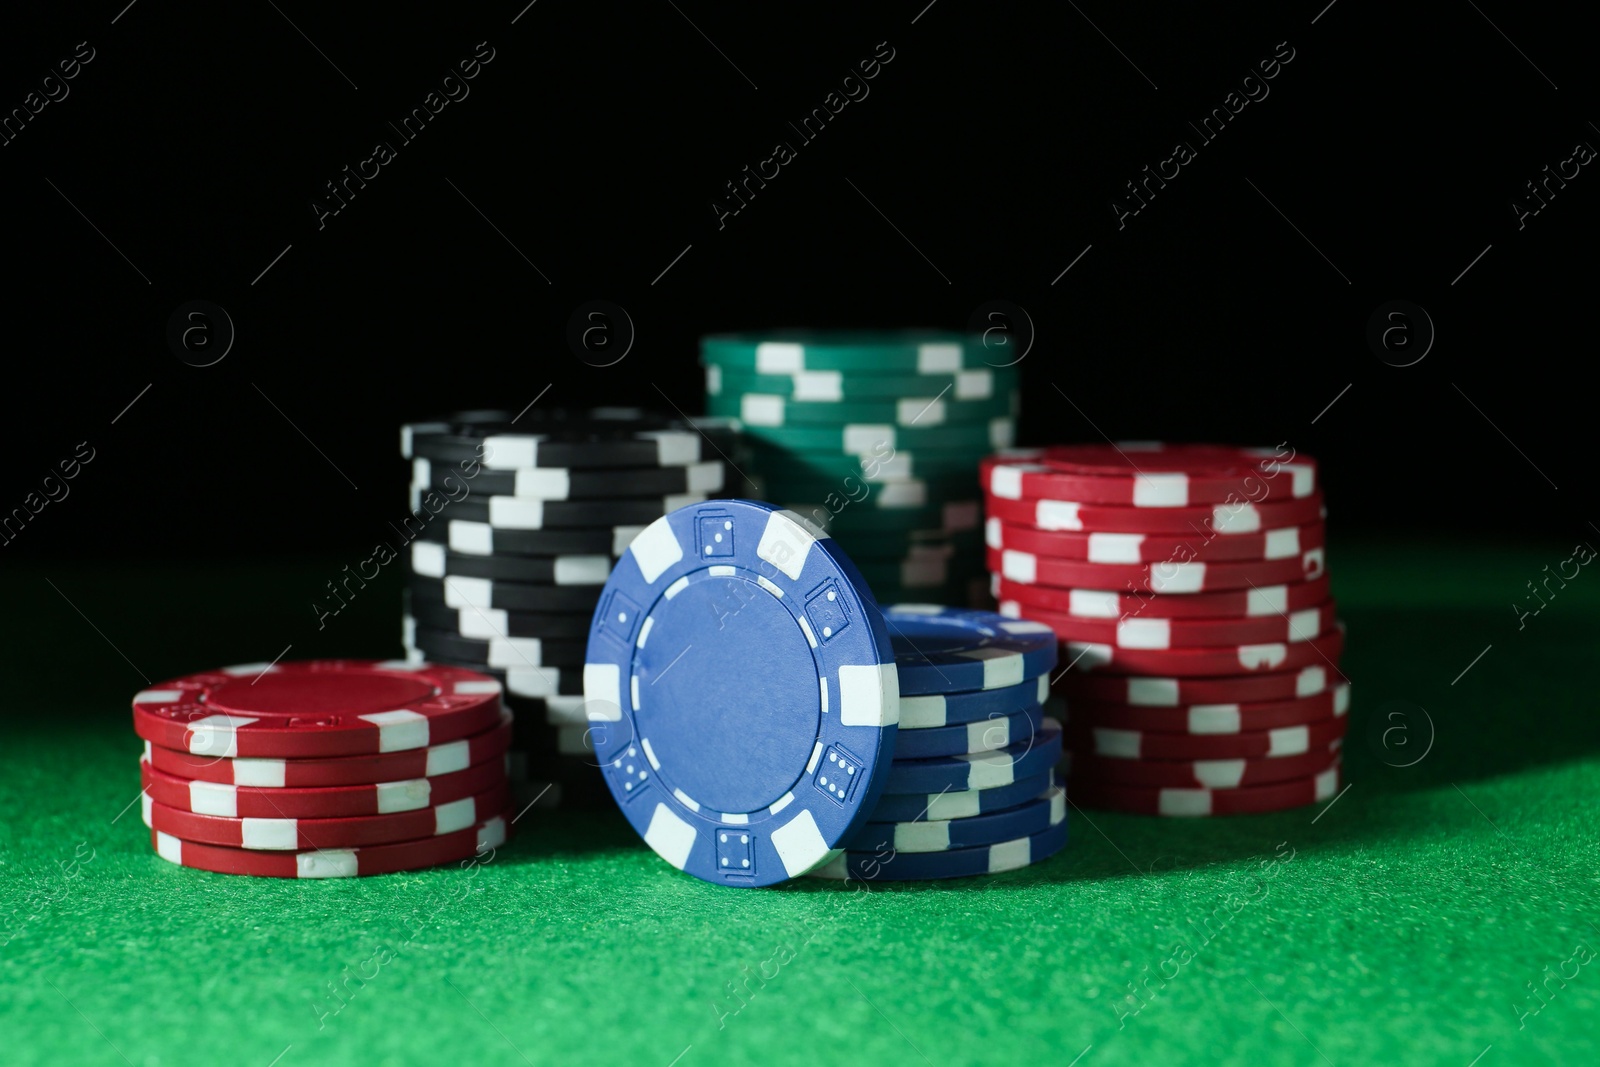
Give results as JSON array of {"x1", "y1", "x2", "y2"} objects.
[
  {"x1": 423, "y1": 492, "x2": 705, "y2": 530},
  {"x1": 407, "y1": 624, "x2": 587, "y2": 669},
  {"x1": 402, "y1": 408, "x2": 730, "y2": 469},
  {"x1": 407, "y1": 519, "x2": 635, "y2": 557},
  {"x1": 409, "y1": 541, "x2": 612, "y2": 585},
  {"x1": 404, "y1": 596, "x2": 594, "y2": 640},
  {"x1": 411, "y1": 457, "x2": 732, "y2": 500},
  {"x1": 406, "y1": 575, "x2": 603, "y2": 614}
]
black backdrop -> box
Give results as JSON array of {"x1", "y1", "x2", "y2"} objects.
[{"x1": 2, "y1": 1, "x2": 1593, "y2": 561}]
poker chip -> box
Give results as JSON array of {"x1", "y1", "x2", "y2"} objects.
[
  {"x1": 140, "y1": 753, "x2": 509, "y2": 819},
  {"x1": 583, "y1": 499, "x2": 899, "y2": 887},
  {"x1": 866, "y1": 770, "x2": 1056, "y2": 823},
  {"x1": 401, "y1": 409, "x2": 707, "y2": 469},
  {"x1": 1063, "y1": 626, "x2": 1345, "y2": 676},
  {"x1": 1068, "y1": 764, "x2": 1342, "y2": 817},
  {"x1": 709, "y1": 365, "x2": 1007, "y2": 403},
  {"x1": 986, "y1": 547, "x2": 1326, "y2": 592},
  {"x1": 995, "y1": 574, "x2": 1332, "y2": 619},
  {"x1": 142, "y1": 783, "x2": 510, "y2": 849},
  {"x1": 881, "y1": 719, "x2": 1062, "y2": 794},
  {"x1": 709, "y1": 390, "x2": 1017, "y2": 427},
  {"x1": 1018, "y1": 601, "x2": 1339, "y2": 649},
  {"x1": 982, "y1": 444, "x2": 1318, "y2": 505},
  {"x1": 900, "y1": 675, "x2": 1049, "y2": 728},
  {"x1": 891, "y1": 705, "x2": 1045, "y2": 760},
  {"x1": 748, "y1": 445, "x2": 988, "y2": 483},
  {"x1": 1062, "y1": 684, "x2": 1349, "y2": 734},
  {"x1": 1064, "y1": 715, "x2": 1348, "y2": 761},
  {"x1": 131, "y1": 660, "x2": 505, "y2": 759},
  {"x1": 142, "y1": 710, "x2": 515, "y2": 787},
  {"x1": 405, "y1": 597, "x2": 593, "y2": 640},
  {"x1": 739, "y1": 418, "x2": 1015, "y2": 455},
  {"x1": 412, "y1": 456, "x2": 728, "y2": 498},
  {"x1": 420, "y1": 492, "x2": 709, "y2": 530},
  {"x1": 884, "y1": 605, "x2": 1058, "y2": 696},
  {"x1": 1066, "y1": 745, "x2": 1341, "y2": 789},
  {"x1": 986, "y1": 518, "x2": 1326, "y2": 563},
  {"x1": 151, "y1": 813, "x2": 510, "y2": 878},
  {"x1": 985, "y1": 441, "x2": 1348, "y2": 819},
  {"x1": 845, "y1": 785, "x2": 1066, "y2": 853},
  {"x1": 809, "y1": 817, "x2": 1069, "y2": 881},
  {"x1": 427, "y1": 520, "x2": 644, "y2": 558},
  {"x1": 409, "y1": 541, "x2": 611, "y2": 585},
  {"x1": 407, "y1": 575, "x2": 606, "y2": 613},
  {"x1": 983, "y1": 492, "x2": 1325, "y2": 534},
  {"x1": 700, "y1": 331, "x2": 997, "y2": 374},
  {"x1": 405, "y1": 621, "x2": 587, "y2": 670},
  {"x1": 1053, "y1": 665, "x2": 1337, "y2": 706}
]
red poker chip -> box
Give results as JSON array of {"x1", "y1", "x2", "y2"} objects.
[
  {"x1": 1068, "y1": 745, "x2": 1341, "y2": 789},
  {"x1": 982, "y1": 444, "x2": 1318, "y2": 506},
  {"x1": 1053, "y1": 664, "x2": 1338, "y2": 706},
  {"x1": 1064, "y1": 716, "x2": 1348, "y2": 761},
  {"x1": 141, "y1": 784, "x2": 510, "y2": 850},
  {"x1": 995, "y1": 574, "x2": 1332, "y2": 620},
  {"x1": 1062, "y1": 684, "x2": 1349, "y2": 734},
  {"x1": 151, "y1": 812, "x2": 511, "y2": 878},
  {"x1": 983, "y1": 492, "x2": 1325, "y2": 535},
  {"x1": 1061, "y1": 627, "x2": 1344, "y2": 677},
  {"x1": 142, "y1": 711, "x2": 515, "y2": 787},
  {"x1": 139, "y1": 755, "x2": 509, "y2": 819},
  {"x1": 987, "y1": 546, "x2": 1325, "y2": 593},
  {"x1": 131, "y1": 660, "x2": 505, "y2": 759},
  {"x1": 985, "y1": 518, "x2": 1327, "y2": 564},
  {"x1": 1068, "y1": 762, "x2": 1342, "y2": 816},
  {"x1": 1010, "y1": 601, "x2": 1339, "y2": 649}
]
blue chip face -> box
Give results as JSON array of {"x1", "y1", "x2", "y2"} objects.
[
  {"x1": 583, "y1": 500, "x2": 898, "y2": 887},
  {"x1": 846, "y1": 784, "x2": 1065, "y2": 853},
  {"x1": 811, "y1": 816, "x2": 1070, "y2": 882},
  {"x1": 867, "y1": 770, "x2": 1057, "y2": 823},
  {"x1": 884, "y1": 605, "x2": 1059, "y2": 696}
]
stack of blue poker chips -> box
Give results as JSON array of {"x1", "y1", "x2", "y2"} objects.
[{"x1": 810, "y1": 604, "x2": 1069, "y2": 882}]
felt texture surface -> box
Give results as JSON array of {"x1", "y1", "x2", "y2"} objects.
[{"x1": 3, "y1": 539, "x2": 1598, "y2": 1067}]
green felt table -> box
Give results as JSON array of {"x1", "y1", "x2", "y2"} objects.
[{"x1": 4, "y1": 538, "x2": 1598, "y2": 1067}]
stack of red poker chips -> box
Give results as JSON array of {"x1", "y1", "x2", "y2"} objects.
[
  {"x1": 980, "y1": 443, "x2": 1348, "y2": 817},
  {"x1": 130, "y1": 660, "x2": 513, "y2": 876}
]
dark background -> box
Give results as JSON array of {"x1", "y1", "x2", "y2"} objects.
[{"x1": 1, "y1": 0, "x2": 1592, "y2": 563}]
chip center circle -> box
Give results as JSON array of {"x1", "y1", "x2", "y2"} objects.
[
  {"x1": 633, "y1": 574, "x2": 821, "y2": 814},
  {"x1": 205, "y1": 671, "x2": 436, "y2": 716}
]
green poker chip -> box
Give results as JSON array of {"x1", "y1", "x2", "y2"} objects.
[
  {"x1": 706, "y1": 389, "x2": 1017, "y2": 427},
  {"x1": 744, "y1": 444, "x2": 984, "y2": 483},
  {"x1": 737, "y1": 418, "x2": 1014, "y2": 454},
  {"x1": 700, "y1": 330, "x2": 1000, "y2": 374},
  {"x1": 707, "y1": 365, "x2": 1016, "y2": 402}
]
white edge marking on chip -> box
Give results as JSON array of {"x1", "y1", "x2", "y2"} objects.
[
  {"x1": 1302, "y1": 547, "x2": 1327, "y2": 578},
  {"x1": 1263, "y1": 527, "x2": 1301, "y2": 559},
  {"x1": 1296, "y1": 667, "x2": 1327, "y2": 696},
  {"x1": 757, "y1": 510, "x2": 816, "y2": 581},
  {"x1": 1117, "y1": 618, "x2": 1171, "y2": 650},
  {"x1": 1132, "y1": 473, "x2": 1189, "y2": 508},
  {"x1": 687, "y1": 460, "x2": 724, "y2": 492},
  {"x1": 894, "y1": 822, "x2": 951, "y2": 852},
  {"x1": 184, "y1": 714, "x2": 253, "y2": 757},
  {"x1": 1268, "y1": 726, "x2": 1310, "y2": 756},
  {"x1": 792, "y1": 370, "x2": 842, "y2": 401},
  {"x1": 1314, "y1": 767, "x2": 1339, "y2": 798},
  {"x1": 1036, "y1": 676, "x2": 1049, "y2": 703},
  {"x1": 771, "y1": 809, "x2": 831, "y2": 877},
  {"x1": 989, "y1": 465, "x2": 1025, "y2": 500},
  {"x1": 1034, "y1": 500, "x2": 1082, "y2": 530},
  {"x1": 450, "y1": 521, "x2": 493, "y2": 555},
  {"x1": 479, "y1": 816, "x2": 508, "y2": 851},
  {"x1": 240, "y1": 818, "x2": 301, "y2": 849},
  {"x1": 838, "y1": 663, "x2": 899, "y2": 727},
  {"x1": 985, "y1": 516, "x2": 1003, "y2": 548},
  {"x1": 425, "y1": 741, "x2": 470, "y2": 777},
  {"x1": 926, "y1": 790, "x2": 979, "y2": 820},
  {"x1": 489, "y1": 497, "x2": 541, "y2": 529},
  {"x1": 556, "y1": 556, "x2": 612, "y2": 585},
  {"x1": 954, "y1": 369, "x2": 992, "y2": 400},
  {"x1": 484, "y1": 435, "x2": 538, "y2": 469},
  {"x1": 918, "y1": 342, "x2": 960, "y2": 373},
  {"x1": 377, "y1": 779, "x2": 431, "y2": 813},
  {"x1": 705, "y1": 363, "x2": 723, "y2": 395},
  {"x1": 1126, "y1": 678, "x2": 1180, "y2": 706},
  {"x1": 412, "y1": 539, "x2": 446, "y2": 578},
  {"x1": 644, "y1": 803, "x2": 697, "y2": 870},
  {"x1": 843, "y1": 424, "x2": 895, "y2": 453},
  {"x1": 1287, "y1": 608, "x2": 1320, "y2": 642},
  {"x1": 614, "y1": 525, "x2": 644, "y2": 556},
  {"x1": 756, "y1": 575, "x2": 783, "y2": 598},
  {"x1": 797, "y1": 615, "x2": 818, "y2": 648},
  {"x1": 630, "y1": 674, "x2": 641, "y2": 712},
  {"x1": 987, "y1": 836, "x2": 1034, "y2": 873},
  {"x1": 1067, "y1": 589, "x2": 1119, "y2": 618},
  {"x1": 1212, "y1": 502, "x2": 1262, "y2": 534},
  {"x1": 1067, "y1": 642, "x2": 1114, "y2": 669},
  {"x1": 1048, "y1": 787, "x2": 1066, "y2": 824},
  {"x1": 142, "y1": 740, "x2": 151, "y2": 761},
  {"x1": 1238, "y1": 643, "x2": 1289, "y2": 671},
  {"x1": 297, "y1": 850, "x2": 360, "y2": 878},
  {"x1": 672, "y1": 788, "x2": 701, "y2": 812},
  {"x1": 630, "y1": 516, "x2": 686, "y2": 585},
  {"x1": 636, "y1": 616, "x2": 655, "y2": 649},
  {"x1": 222, "y1": 663, "x2": 275, "y2": 676},
  {"x1": 663, "y1": 576, "x2": 689, "y2": 599},
  {"x1": 1150, "y1": 561, "x2": 1204, "y2": 594},
  {"x1": 141, "y1": 793, "x2": 152, "y2": 826},
  {"x1": 900, "y1": 693, "x2": 945, "y2": 729},
  {"x1": 1194, "y1": 761, "x2": 1247, "y2": 788},
  {"x1": 708, "y1": 564, "x2": 737, "y2": 577},
  {"x1": 1092, "y1": 728, "x2": 1140, "y2": 759},
  {"x1": 961, "y1": 749, "x2": 1017, "y2": 790},
  {"x1": 722, "y1": 812, "x2": 749, "y2": 825},
  {"x1": 1001, "y1": 550, "x2": 1037, "y2": 583},
  {"x1": 819, "y1": 677, "x2": 829, "y2": 715},
  {"x1": 652, "y1": 432, "x2": 700, "y2": 466},
  {"x1": 1286, "y1": 462, "x2": 1315, "y2": 497},
  {"x1": 515, "y1": 468, "x2": 569, "y2": 498},
  {"x1": 1334, "y1": 684, "x2": 1351, "y2": 715},
  {"x1": 155, "y1": 831, "x2": 183, "y2": 865},
  {"x1": 443, "y1": 576, "x2": 490, "y2": 608},
  {"x1": 433, "y1": 797, "x2": 477, "y2": 834},
  {"x1": 755, "y1": 341, "x2": 803, "y2": 373},
  {"x1": 642, "y1": 737, "x2": 661, "y2": 770},
  {"x1": 583, "y1": 662, "x2": 621, "y2": 718},
  {"x1": 189, "y1": 781, "x2": 238, "y2": 817},
  {"x1": 990, "y1": 417, "x2": 1016, "y2": 449},
  {"x1": 362, "y1": 709, "x2": 430, "y2": 752},
  {"x1": 1188, "y1": 705, "x2": 1241, "y2": 734},
  {"x1": 1158, "y1": 788, "x2": 1214, "y2": 816},
  {"x1": 454, "y1": 679, "x2": 502, "y2": 697},
  {"x1": 1088, "y1": 532, "x2": 1143, "y2": 564},
  {"x1": 768, "y1": 792, "x2": 793, "y2": 815},
  {"x1": 1245, "y1": 584, "x2": 1289, "y2": 616},
  {"x1": 805, "y1": 741, "x2": 824, "y2": 774}
]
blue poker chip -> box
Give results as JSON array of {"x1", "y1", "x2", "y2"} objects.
[
  {"x1": 868, "y1": 770, "x2": 1056, "y2": 823},
  {"x1": 810, "y1": 816, "x2": 1069, "y2": 881},
  {"x1": 845, "y1": 785, "x2": 1065, "y2": 853},
  {"x1": 882, "y1": 718, "x2": 1062, "y2": 795},
  {"x1": 884, "y1": 605, "x2": 1058, "y2": 696},
  {"x1": 891, "y1": 705, "x2": 1045, "y2": 760},
  {"x1": 900, "y1": 674, "x2": 1048, "y2": 728},
  {"x1": 583, "y1": 500, "x2": 899, "y2": 887}
]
